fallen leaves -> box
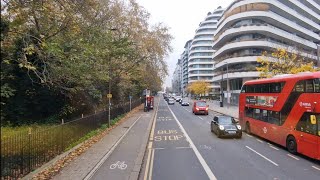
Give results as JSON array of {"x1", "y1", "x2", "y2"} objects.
[{"x1": 32, "y1": 105, "x2": 143, "y2": 179}]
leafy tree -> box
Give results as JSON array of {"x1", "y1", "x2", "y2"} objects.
[
  {"x1": 257, "y1": 48, "x2": 319, "y2": 78},
  {"x1": 187, "y1": 81, "x2": 210, "y2": 96},
  {"x1": 1, "y1": 0, "x2": 172, "y2": 125}
]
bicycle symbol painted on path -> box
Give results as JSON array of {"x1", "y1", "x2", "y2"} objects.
[{"x1": 110, "y1": 161, "x2": 127, "y2": 170}]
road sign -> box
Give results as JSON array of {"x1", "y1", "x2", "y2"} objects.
[
  {"x1": 129, "y1": 95, "x2": 132, "y2": 99},
  {"x1": 107, "y1": 94, "x2": 112, "y2": 98}
]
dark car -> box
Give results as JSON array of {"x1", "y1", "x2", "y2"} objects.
[
  {"x1": 181, "y1": 100, "x2": 189, "y2": 106},
  {"x1": 211, "y1": 116, "x2": 242, "y2": 138}
]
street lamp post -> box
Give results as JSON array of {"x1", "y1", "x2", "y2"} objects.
[
  {"x1": 226, "y1": 62, "x2": 229, "y2": 108},
  {"x1": 220, "y1": 69, "x2": 224, "y2": 107},
  {"x1": 108, "y1": 67, "x2": 111, "y2": 128}
]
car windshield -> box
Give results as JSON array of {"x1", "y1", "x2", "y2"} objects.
[
  {"x1": 196, "y1": 102, "x2": 206, "y2": 107},
  {"x1": 218, "y1": 116, "x2": 233, "y2": 124}
]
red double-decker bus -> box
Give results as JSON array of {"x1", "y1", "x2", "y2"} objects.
[{"x1": 239, "y1": 72, "x2": 320, "y2": 160}]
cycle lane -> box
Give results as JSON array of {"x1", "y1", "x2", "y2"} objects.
[
  {"x1": 88, "y1": 110, "x2": 154, "y2": 180},
  {"x1": 141, "y1": 99, "x2": 210, "y2": 180}
]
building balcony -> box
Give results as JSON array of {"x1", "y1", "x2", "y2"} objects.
[
  {"x1": 212, "y1": 23, "x2": 317, "y2": 50},
  {"x1": 212, "y1": 71, "x2": 260, "y2": 82},
  {"x1": 212, "y1": 40, "x2": 318, "y2": 60},
  {"x1": 215, "y1": 10, "x2": 319, "y2": 42}
]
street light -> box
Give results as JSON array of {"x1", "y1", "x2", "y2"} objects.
[
  {"x1": 107, "y1": 28, "x2": 118, "y2": 128},
  {"x1": 226, "y1": 62, "x2": 229, "y2": 109}
]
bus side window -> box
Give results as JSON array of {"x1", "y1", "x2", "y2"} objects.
[
  {"x1": 317, "y1": 115, "x2": 320, "y2": 136},
  {"x1": 294, "y1": 80, "x2": 305, "y2": 92},
  {"x1": 245, "y1": 107, "x2": 253, "y2": 118},
  {"x1": 314, "y1": 79, "x2": 320, "y2": 93},
  {"x1": 305, "y1": 79, "x2": 314, "y2": 92},
  {"x1": 296, "y1": 113, "x2": 317, "y2": 135},
  {"x1": 253, "y1": 109, "x2": 261, "y2": 120},
  {"x1": 269, "y1": 111, "x2": 280, "y2": 125}
]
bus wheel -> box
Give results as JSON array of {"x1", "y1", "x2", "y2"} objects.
[
  {"x1": 286, "y1": 136, "x2": 297, "y2": 154},
  {"x1": 245, "y1": 122, "x2": 251, "y2": 134}
]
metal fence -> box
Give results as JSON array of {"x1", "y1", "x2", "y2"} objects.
[{"x1": 1, "y1": 99, "x2": 142, "y2": 179}]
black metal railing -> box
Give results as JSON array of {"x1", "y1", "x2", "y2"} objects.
[{"x1": 1, "y1": 99, "x2": 142, "y2": 179}]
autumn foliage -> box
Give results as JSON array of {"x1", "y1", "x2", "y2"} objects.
[
  {"x1": 187, "y1": 81, "x2": 210, "y2": 96},
  {"x1": 256, "y1": 48, "x2": 319, "y2": 78}
]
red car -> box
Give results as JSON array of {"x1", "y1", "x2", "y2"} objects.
[{"x1": 192, "y1": 100, "x2": 209, "y2": 115}]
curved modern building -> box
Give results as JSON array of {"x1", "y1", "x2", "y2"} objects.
[
  {"x1": 212, "y1": 0, "x2": 320, "y2": 105},
  {"x1": 188, "y1": 7, "x2": 224, "y2": 95}
]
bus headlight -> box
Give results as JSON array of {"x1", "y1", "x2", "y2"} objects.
[
  {"x1": 236, "y1": 125, "x2": 242, "y2": 130},
  {"x1": 219, "y1": 125, "x2": 225, "y2": 130}
]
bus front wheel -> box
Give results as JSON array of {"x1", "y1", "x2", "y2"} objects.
[
  {"x1": 286, "y1": 136, "x2": 297, "y2": 154},
  {"x1": 245, "y1": 122, "x2": 251, "y2": 134}
]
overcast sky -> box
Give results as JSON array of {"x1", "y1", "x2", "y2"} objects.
[{"x1": 135, "y1": 0, "x2": 234, "y2": 89}]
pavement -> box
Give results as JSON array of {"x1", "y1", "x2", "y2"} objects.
[
  {"x1": 206, "y1": 100, "x2": 239, "y2": 119},
  {"x1": 49, "y1": 99, "x2": 157, "y2": 180}
]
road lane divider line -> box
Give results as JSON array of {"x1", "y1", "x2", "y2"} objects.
[
  {"x1": 287, "y1": 154, "x2": 299, "y2": 160},
  {"x1": 167, "y1": 105, "x2": 217, "y2": 180},
  {"x1": 84, "y1": 115, "x2": 142, "y2": 180},
  {"x1": 176, "y1": 146, "x2": 192, "y2": 149},
  {"x1": 245, "y1": 146, "x2": 279, "y2": 166},
  {"x1": 153, "y1": 147, "x2": 165, "y2": 150},
  {"x1": 245, "y1": 134, "x2": 253, "y2": 137},
  {"x1": 312, "y1": 166, "x2": 320, "y2": 171},
  {"x1": 148, "y1": 149, "x2": 155, "y2": 180},
  {"x1": 269, "y1": 145, "x2": 279, "y2": 151},
  {"x1": 143, "y1": 149, "x2": 152, "y2": 180},
  {"x1": 256, "y1": 139, "x2": 264, "y2": 143},
  {"x1": 198, "y1": 117, "x2": 203, "y2": 120}
]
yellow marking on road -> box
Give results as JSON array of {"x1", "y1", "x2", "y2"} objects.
[
  {"x1": 148, "y1": 141, "x2": 153, "y2": 149},
  {"x1": 287, "y1": 154, "x2": 299, "y2": 160},
  {"x1": 143, "y1": 149, "x2": 152, "y2": 180},
  {"x1": 148, "y1": 149, "x2": 155, "y2": 180}
]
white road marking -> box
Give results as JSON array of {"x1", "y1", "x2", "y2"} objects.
[
  {"x1": 84, "y1": 116, "x2": 142, "y2": 180},
  {"x1": 176, "y1": 146, "x2": 192, "y2": 149},
  {"x1": 256, "y1": 139, "x2": 264, "y2": 143},
  {"x1": 167, "y1": 105, "x2": 217, "y2": 180},
  {"x1": 269, "y1": 145, "x2": 279, "y2": 151},
  {"x1": 207, "y1": 122, "x2": 211, "y2": 124},
  {"x1": 246, "y1": 146, "x2": 279, "y2": 166},
  {"x1": 287, "y1": 154, "x2": 299, "y2": 160},
  {"x1": 198, "y1": 117, "x2": 203, "y2": 120},
  {"x1": 153, "y1": 147, "x2": 165, "y2": 150},
  {"x1": 246, "y1": 134, "x2": 253, "y2": 137},
  {"x1": 312, "y1": 166, "x2": 320, "y2": 171}
]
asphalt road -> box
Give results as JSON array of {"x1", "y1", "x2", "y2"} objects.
[{"x1": 140, "y1": 98, "x2": 320, "y2": 180}]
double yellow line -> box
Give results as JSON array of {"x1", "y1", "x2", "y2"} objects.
[{"x1": 143, "y1": 98, "x2": 159, "y2": 180}]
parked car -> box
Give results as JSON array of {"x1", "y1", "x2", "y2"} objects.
[
  {"x1": 210, "y1": 116, "x2": 242, "y2": 138},
  {"x1": 192, "y1": 100, "x2": 208, "y2": 115},
  {"x1": 181, "y1": 100, "x2": 189, "y2": 106},
  {"x1": 168, "y1": 98, "x2": 175, "y2": 105}
]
